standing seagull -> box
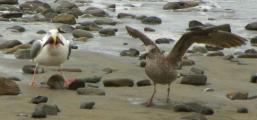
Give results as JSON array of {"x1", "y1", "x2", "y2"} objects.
[
  {"x1": 125, "y1": 25, "x2": 246, "y2": 106},
  {"x1": 30, "y1": 29, "x2": 72, "y2": 87}
]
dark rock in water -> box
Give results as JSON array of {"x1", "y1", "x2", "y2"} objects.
[
  {"x1": 250, "y1": 36, "x2": 257, "y2": 45},
  {"x1": 244, "y1": 48, "x2": 257, "y2": 54},
  {"x1": 205, "y1": 45, "x2": 223, "y2": 51},
  {"x1": 94, "y1": 18, "x2": 117, "y2": 25},
  {"x1": 117, "y1": 13, "x2": 135, "y2": 19},
  {"x1": 34, "y1": 103, "x2": 60, "y2": 116},
  {"x1": 19, "y1": 1, "x2": 52, "y2": 14},
  {"x1": 7, "y1": 25, "x2": 25, "y2": 32},
  {"x1": 47, "y1": 74, "x2": 64, "y2": 89},
  {"x1": 72, "y1": 29, "x2": 93, "y2": 38},
  {"x1": 226, "y1": 91, "x2": 248, "y2": 100},
  {"x1": 37, "y1": 30, "x2": 46, "y2": 34},
  {"x1": 31, "y1": 96, "x2": 48, "y2": 104},
  {"x1": 6, "y1": 76, "x2": 21, "y2": 81},
  {"x1": 102, "y1": 68, "x2": 113, "y2": 74},
  {"x1": 238, "y1": 53, "x2": 257, "y2": 58},
  {"x1": 180, "y1": 113, "x2": 207, "y2": 120},
  {"x1": 141, "y1": 16, "x2": 162, "y2": 25},
  {"x1": 181, "y1": 74, "x2": 207, "y2": 85},
  {"x1": 1, "y1": 12, "x2": 23, "y2": 18},
  {"x1": 68, "y1": 80, "x2": 85, "y2": 90},
  {"x1": 174, "y1": 102, "x2": 214, "y2": 115},
  {"x1": 77, "y1": 88, "x2": 105, "y2": 95},
  {"x1": 22, "y1": 65, "x2": 44, "y2": 74},
  {"x1": 103, "y1": 78, "x2": 134, "y2": 87},
  {"x1": 140, "y1": 61, "x2": 146, "y2": 67},
  {"x1": 137, "y1": 80, "x2": 151, "y2": 87},
  {"x1": 245, "y1": 22, "x2": 257, "y2": 30},
  {"x1": 15, "y1": 49, "x2": 31, "y2": 59},
  {"x1": 0, "y1": 76, "x2": 20, "y2": 95},
  {"x1": 190, "y1": 67, "x2": 204, "y2": 74},
  {"x1": 99, "y1": 28, "x2": 117, "y2": 36},
  {"x1": 136, "y1": 15, "x2": 147, "y2": 20},
  {"x1": 192, "y1": 46, "x2": 208, "y2": 54},
  {"x1": 78, "y1": 21, "x2": 101, "y2": 31},
  {"x1": 0, "y1": 0, "x2": 18, "y2": 4},
  {"x1": 31, "y1": 108, "x2": 47, "y2": 118},
  {"x1": 78, "y1": 76, "x2": 101, "y2": 83},
  {"x1": 84, "y1": 7, "x2": 108, "y2": 17},
  {"x1": 0, "y1": 17, "x2": 8, "y2": 21},
  {"x1": 188, "y1": 20, "x2": 205, "y2": 28},
  {"x1": 22, "y1": 13, "x2": 48, "y2": 22},
  {"x1": 155, "y1": 38, "x2": 174, "y2": 44},
  {"x1": 120, "y1": 48, "x2": 139, "y2": 57},
  {"x1": 54, "y1": 0, "x2": 82, "y2": 17},
  {"x1": 163, "y1": 1, "x2": 199, "y2": 10},
  {"x1": 58, "y1": 24, "x2": 74, "y2": 33},
  {"x1": 80, "y1": 102, "x2": 95, "y2": 109},
  {"x1": 182, "y1": 59, "x2": 195, "y2": 66},
  {"x1": 52, "y1": 13, "x2": 76, "y2": 24},
  {"x1": 206, "y1": 51, "x2": 224, "y2": 57},
  {"x1": 237, "y1": 107, "x2": 248, "y2": 113},
  {"x1": 107, "y1": 4, "x2": 115, "y2": 9},
  {"x1": 144, "y1": 27, "x2": 155, "y2": 32},
  {"x1": 250, "y1": 73, "x2": 257, "y2": 83}
]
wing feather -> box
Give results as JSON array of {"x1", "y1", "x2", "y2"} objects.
[{"x1": 30, "y1": 40, "x2": 42, "y2": 59}]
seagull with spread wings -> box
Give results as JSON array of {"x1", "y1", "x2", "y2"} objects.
[
  {"x1": 30, "y1": 29, "x2": 72, "y2": 87},
  {"x1": 125, "y1": 25, "x2": 246, "y2": 107}
]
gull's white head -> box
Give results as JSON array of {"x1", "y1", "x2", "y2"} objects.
[{"x1": 43, "y1": 29, "x2": 64, "y2": 48}]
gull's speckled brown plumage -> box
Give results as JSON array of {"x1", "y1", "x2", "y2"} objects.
[{"x1": 125, "y1": 25, "x2": 246, "y2": 106}]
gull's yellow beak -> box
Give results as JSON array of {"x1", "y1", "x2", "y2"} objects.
[{"x1": 51, "y1": 34, "x2": 57, "y2": 48}]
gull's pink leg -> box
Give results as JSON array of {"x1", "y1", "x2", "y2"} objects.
[
  {"x1": 145, "y1": 83, "x2": 156, "y2": 107},
  {"x1": 59, "y1": 64, "x2": 74, "y2": 87},
  {"x1": 30, "y1": 63, "x2": 38, "y2": 88}
]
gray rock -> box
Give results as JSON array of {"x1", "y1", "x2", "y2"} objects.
[
  {"x1": 84, "y1": 7, "x2": 108, "y2": 17},
  {"x1": 107, "y1": 4, "x2": 115, "y2": 9},
  {"x1": 141, "y1": 16, "x2": 162, "y2": 25},
  {"x1": 80, "y1": 102, "x2": 95, "y2": 109},
  {"x1": 190, "y1": 67, "x2": 204, "y2": 74},
  {"x1": 238, "y1": 53, "x2": 257, "y2": 58},
  {"x1": 140, "y1": 60, "x2": 146, "y2": 67},
  {"x1": 78, "y1": 76, "x2": 101, "y2": 83},
  {"x1": 250, "y1": 36, "x2": 257, "y2": 45},
  {"x1": 77, "y1": 21, "x2": 101, "y2": 31},
  {"x1": 180, "y1": 113, "x2": 207, "y2": 120},
  {"x1": 250, "y1": 73, "x2": 257, "y2": 83},
  {"x1": 206, "y1": 51, "x2": 224, "y2": 57},
  {"x1": 31, "y1": 96, "x2": 48, "y2": 104},
  {"x1": 181, "y1": 74, "x2": 207, "y2": 85},
  {"x1": 68, "y1": 80, "x2": 85, "y2": 90},
  {"x1": 47, "y1": 74, "x2": 64, "y2": 89},
  {"x1": 0, "y1": 76, "x2": 20, "y2": 95},
  {"x1": 120, "y1": 48, "x2": 139, "y2": 57},
  {"x1": 58, "y1": 24, "x2": 74, "y2": 33},
  {"x1": 174, "y1": 102, "x2": 214, "y2": 115},
  {"x1": 52, "y1": 13, "x2": 76, "y2": 24},
  {"x1": 182, "y1": 59, "x2": 195, "y2": 66},
  {"x1": 102, "y1": 68, "x2": 113, "y2": 74},
  {"x1": 117, "y1": 13, "x2": 135, "y2": 19},
  {"x1": 99, "y1": 28, "x2": 117, "y2": 36},
  {"x1": 7, "y1": 25, "x2": 25, "y2": 32},
  {"x1": 6, "y1": 76, "x2": 21, "y2": 81},
  {"x1": 155, "y1": 38, "x2": 174, "y2": 44},
  {"x1": 0, "y1": 4, "x2": 20, "y2": 11},
  {"x1": 34, "y1": 103, "x2": 60, "y2": 115},
  {"x1": 205, "y1": 45, "x2": 223, "y2": 51},
  {"x1": 188, "y1": 20, "x2": 205, "y2": 28},
  {"x1": 94, "y1": 18, "x2": 117, "y2": 25},
  {"x1": 15, "y1": 49, "x2": 31, "y2": 59},
  {"x1": 103, "y1": 78, "x2": 134, "y2": 87},
  {"x1": 223, "y1": 55, "x2": 234, "y2": 60},
  {"x1": 77, "y1": 88, "x2": 105, "y2": 95},
  {"x1": 144, "y1": 27, "x2": 155, "y2": 32},
  {"x1": 163, "y1": 1, "x2": 199, "y2": 10},
  {"x1": 0, "y1": 0, "x2": 18, "y2": 4},
  {"x1": 22, "y1": 65, "x2": 44, "y2": 74},
  {"x1": 237, "y1": 107, "x2": 248, "y2": 113},
  {"x1": 244, "y1": 48, "x2": 257, "y2": 54},
  {"x1": 137, "y1": 80, "x2": 151, "y2": 87},
  {"x1": 19, "y1": 1, "x2": 52, "y2": 14},
  {"x1": 37, "y1": 30, "x2": 46, "y2": 34},
  {"x1": 226, "y1": 91, "x2": 248, "y2": 100},
  {"x1": 245, "y1": 22, "x2": 257, "y2": 30},
  {"x1": 1, "y1": 12, "x2": 23, "y2": 18},
  {"x1": 54, "y1": 0, "x2": 82, "y2": 17},
  {"x1": 22, "y1": 13, "x2": 48, "y2": 22},
  {"x1": 72, "y1": 29, "x2": 93, "y2": 38},
  {"x1": 31, "y1": 108, "x2": 47, "y2": 118},
  {"x1": 192, "y1": 46, "x2": 208, "y2": 53}
]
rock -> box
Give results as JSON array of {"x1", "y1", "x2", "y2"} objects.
[
  {"x1": 31, "y1": 108, "x2": 46, "y2": 118},
  {"x1": 205, "y1": 45, "x2": 223, "y2": 51},
  {"x1": 22, "y1": 65, "x2": 44, "y2": 74},
  {"x1": 1, "y1": 12, "x2": 23, "y2": 18},
  {"x1": 47, "y1": 74, "x2": 65, "y2": 89},
  {"x1": 238, "y1": 53, "x2": 257, "y2": 58},
  {"x1": 180, "y1": 113, "x2": 207, "y2": 120},
  {"x1": 99, "y1": 28, "x2": 117, "y2": 36},
  {"x1": 250, "y1": 36, "x2": 257, "y2": 45},
  {"x1": 137, "y1": 80, "x2": 151, "y2": 87},
  {"x1": 15, "y1": 49, "x2": 31, "y2": 59},
  {"x1": 37, "y1": 30, "x2": 46, "y2": 34},
  {"x1": 144, "y1": 27, "x2": 155, "y2": 32},
  {"x1": 117, "y1": 13, "x2": 135, "y2": 19},
  {"x1": 141, "y1": 16, "x2": 162, "y2": 25},
  {"x1": 31, "y1": 96, "x2": 48, "y2": 104},
  {"x1": 181, "y1": 74, "x2": 207, "y2": 85},
  {"x1": 94, "y1": 18, "x2": 117, "y2": 26},
  {"x1": 68, "y1": 80, "x2": 85, "y2": 90},
  {"x1": 4, "y1": 44, "x2": 31, "y2": 54},
  {"x1": 237, "y1": 107, "x2": 248, "y2": 113},
  {"x1": 192, "y1": 46, "x2": 208, "y2": 53},
  {"x1": 0, "y1": 0, "x2": 18, "y2": 4},
  {"x1": 103, "y1": 78, "x2": 134, "y2": 87},
  {"x1": 54, "y1": 0, "x2": 82, "y2": 17},
  {"x1": 107, "y1": 4, "x2": 115, "y2": 9},
  {"x1": 188, "y1": 20, "x2": 205, "y2": 28},
  {"x1": 78, "y1": 76, "x2": 101, "y2": 83},
  {"x1": 84, "y1": 7, "x2": 108, "y2": 17},
  {"x1": 77, "y1": 88, "x2": 105, "y2": 95},
  {"x1": 120, "y1": 48, "x2": 139, "y2": 57},
  {"x1": 0, "y1": 76, "x2": 20, "y2": 95},
  {"x1": 206, "y1": 51, "x2": 224, "y2": 56},
  {"x1": 19, "y1": 1, "x2": 52, "y2": 14},
  {"x1": 163, "y1": 1, "x2": 199, "y2": 10},
  {"x1": 6, "y1": 76, "x2": 21, "y2": 81},
  {"x1": 139, "y1": 53, "x2": 147, "y2": 60},
  {"x1": 0, "y1": 17, "x2": 8, "y2": 21},
  {"x1": 223, "y1": 55, "x2": 234, "y2": 60},
  {"x1": 0, "y1": 4, "x2": 20, "y2": 11},
  {"x1": 140, "y1": 61, "x2": 146, "y2": 67},
  {"x1": 250, "y1": 73, "x2": 257, "y2": 83},
  {"x1": 203, "y1": 88, "x2": 214, "y2": 92},
  {"x1": 182, "y1": 59, "x2": 195, "y2": 66},
  {"x1": 7, "y1": 25, "x2": 25, "y2": 32},
  {"x1": 155, "y1": 38, "x2": 174, "y2": 44},
  {"x1": 245, "y1": 22, "x2": 257, "y2": 30},
  {"x1": 58, "y1": 24, "x2": 74, "y2": 33},
  {"x1": 80, "y1": 102, "x2": 95, "y2": 109},
  {"x1": 78, "y1": 23, "x2": 101, "y2": 31},
  {"x1": 73, "y1": 37, "x2": 88, "y2": 42},
  {"x1": 72, "y1": 29, "x2": 93, "y2": 38},
  {"x1": 174, "y1": 102, "x2": 214, "y2": 115},
  {"x1": 136, "y1": 15, "x2": 147, "y2": 20},
  {"x1": 190, "y1": 67, "x2": 204, "y2": 74},
  {"x1": 34, "y1": 103, "x2": 60, "y2": 115},
  {"x1": 52, "y1": 13, "x2": 76, "y2": 24},
  {"x1": 226, "y1": 91, "x2": 248, "y2": 100},
  {"x1": 244, "y1": 48, "x2": 257, "y2": 54},
  {"x1": 102, "y1": 68, "x2": 113, "y2": 74}
]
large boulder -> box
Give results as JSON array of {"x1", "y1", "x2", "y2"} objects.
[
  {"x1": 163, "y1": 1, "x2": 199, "y2": 10},
  {"x1": 141, "y1": 16, "x2": 162, "y2": 25},
  {"x1": 245, "y1": 22, "x2": 257, "y2": 30},
  {"x1": 0, "y1": 0, "x2": 18, "y2": 5},
  {"x1": 84, "y1": 7, "x2": 108, "y2": 17},
  {"x1": 19, "y1": 0, "x2": 52, "y2": 14},
  {"x1": 0, "y1": 76, "x2": 20, "y2": 95},
  {"x1": 52, "y1": 13, "x2": 76, "y2": 24},
  {"x1": 72, "y1": 29, "x2": 93, "y2": 38}
]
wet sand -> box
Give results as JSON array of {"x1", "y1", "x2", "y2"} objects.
[{"x1": 0, "y1": 50, "x2": 257, "y2": 120}]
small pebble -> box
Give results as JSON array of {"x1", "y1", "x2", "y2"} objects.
[{"x1": 31, "y1": 96, "x2": 48, "y2": 104}]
